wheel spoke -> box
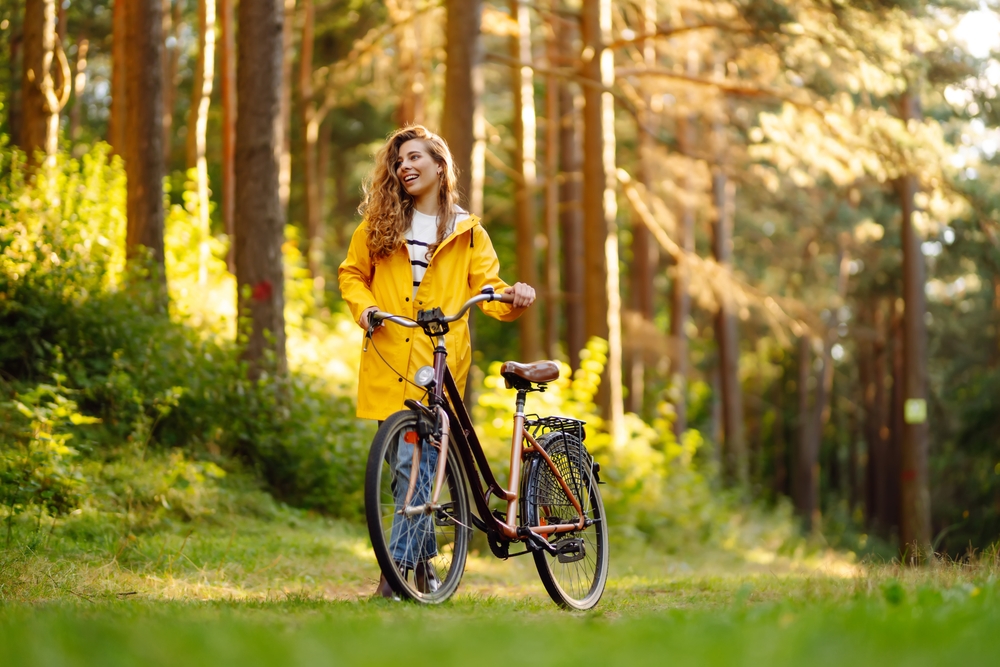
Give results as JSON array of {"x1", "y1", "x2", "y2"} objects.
[{"x1": 366, "y1": 412, "x2": 470, "y2": 603}]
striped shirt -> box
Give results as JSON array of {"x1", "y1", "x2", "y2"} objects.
[{"x1": 405, "y1": 209, "x2": 463, "y2": 298}]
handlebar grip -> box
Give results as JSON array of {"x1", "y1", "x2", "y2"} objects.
[{"x1": 495, "y1": 292, "x2": 515, "y2": 304}]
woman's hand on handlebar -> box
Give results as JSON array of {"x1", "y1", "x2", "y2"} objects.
[
  {"x1": 359, "y1": 305, "x2": 380, "y2": 330},
  {"x1": 504, "y1": 282, "x2": 536, "y2": 309}
]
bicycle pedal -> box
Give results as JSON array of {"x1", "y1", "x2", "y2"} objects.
[
  {"x1": 434, "y1": 502, "x2": 457, "y2": 527},
  {"x1": 554, "y1": 538, "x2": 586, "y2": 564}
]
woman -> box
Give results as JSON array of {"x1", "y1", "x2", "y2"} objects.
[{"x1": 338, "y1": 125, "x2": 535, "y2": 597}]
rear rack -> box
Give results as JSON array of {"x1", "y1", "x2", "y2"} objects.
[{"x1": 524, "y1": 415, "x2": 586, "y2": 443}]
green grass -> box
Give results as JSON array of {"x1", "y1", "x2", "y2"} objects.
[
  {"x1": 2, "y1": 586, "x2": 998, "y2": 666},
  {"x1": 2, "y1": 478, "x2": 999, "y2": 666}
]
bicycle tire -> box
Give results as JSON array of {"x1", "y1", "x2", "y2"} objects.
[
  {"x1": 522, "y1": 431, "x2": 608, "y2": 610},
  {"x1": 365, "y1": 409, "x2": 471, "y2": 603}
]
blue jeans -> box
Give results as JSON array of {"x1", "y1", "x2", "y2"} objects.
[{"x1": 387, "y1": 428, "x2": 439, "y2": 569}]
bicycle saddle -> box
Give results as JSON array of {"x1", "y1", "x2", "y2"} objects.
[{"x1": 500, "y1": 361, "x2": 559, "y2": 389}]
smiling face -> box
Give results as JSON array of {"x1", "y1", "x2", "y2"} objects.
[{"x1": 395, "y1": 138, "x2": 442, "y2": 205}]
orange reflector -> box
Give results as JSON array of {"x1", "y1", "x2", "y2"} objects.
[{"x1": 404, "y1": 430, "x2": 418, "y2": 444}]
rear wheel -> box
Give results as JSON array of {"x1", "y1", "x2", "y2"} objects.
[
  {"x1": 523, "y1": 432, "x2": 608, "y2": 610},
  {"x1": 365, "y1": 409, "x2": 470, "y2": 603}
]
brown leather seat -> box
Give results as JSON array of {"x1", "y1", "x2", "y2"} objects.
[{"x1": 500, "y1": 360, "x2": 559, "y2": 388}]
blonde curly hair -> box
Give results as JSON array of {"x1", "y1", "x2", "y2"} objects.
[{"x1": 358, "y1": 125, "x2": 461, "y2": 260}]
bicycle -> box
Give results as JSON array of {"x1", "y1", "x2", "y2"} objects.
[{"x1": 363, "y1": 287, "x2": 609, "y2": 609}]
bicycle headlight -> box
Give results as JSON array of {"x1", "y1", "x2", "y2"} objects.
[{"x1": 414, "y1": 365, "x2": 435, "y2": 387}]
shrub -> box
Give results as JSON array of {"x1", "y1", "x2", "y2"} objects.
[{"x1": 0, "y1": 143, "x2": 371, "y2": 524}]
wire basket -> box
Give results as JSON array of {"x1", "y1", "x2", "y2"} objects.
[{"x1": 524, "y1": 415, "x2": 589, "y2": 507}]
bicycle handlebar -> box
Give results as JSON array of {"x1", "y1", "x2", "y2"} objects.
[{"x1": 371, "y1": 289, "x2": 514, "y2": 330}]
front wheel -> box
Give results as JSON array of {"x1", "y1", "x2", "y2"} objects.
[
  {"x1": 365, "y1": 409, "x2": 471, "y2": 603},
  {"x1": 523, "y1": 432, "x2": 609, "y2": 610}
]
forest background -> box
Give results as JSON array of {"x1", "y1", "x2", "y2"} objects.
[{"x1": 2, "y1": 0, "x2": 1000, "y2": 594}]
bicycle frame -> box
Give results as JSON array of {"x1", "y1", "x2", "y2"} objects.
[{"x1": 377, "y1": 298, "x2": 588, "y2": 552}]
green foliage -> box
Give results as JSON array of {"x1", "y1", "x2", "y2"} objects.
[
  {"x1": 0, "y1": 378, "x2": 98, "y2": 528},
  {"x1": 0, "y1": 143, "x2": 372, "y2": 528}
]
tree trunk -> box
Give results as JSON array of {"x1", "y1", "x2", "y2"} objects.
[
  {"x1": 795, "y1": 334, "x2": 818, "y2": 525},
  {"x1": 557, "y1": 12, "x2": 584, "y2": 372},
  {"x1": 442, "y1": 0, "x2": 483, "y2": 406},
  {"x1": 627, "y1": 0, "x2": 657, "y2": 415},
  {"x1": 871, "y1": 300, "x2": 892, "y2": 532},
  {"x1": 317, "y1": 116, "x2": 333, "y2": 250},
  {"x1": 332, "y1": 147, "x2": 350, "y2": 250},
  {"x1": 8, "y1": 27, "x2": 23, "y2": 148},
  {"x1": 712, "y1": 142, "x2": 747, "y2": 486},
  {"x1": 896, "y1": 87, "x2": 932, "y2": 560},
  {"x1": 772, "y1": 355, "x2": 788, "y2": 498},
  {"x1": 509, "y1": 0, "x2": 541, "y2": 363},
  {"x1": 441, "y1": 0, "x2": 483, "y2": 214},
  {"x1": 300, "y1": 0, "x2": 324, "y2": 295},
  {"x1": 21, "y1": 0, "x2": 59, "y2": 162},
  {"x1": 162, "y1": 0, "x2": 178, "y2": 160},
  {"x1": 236, "y1": 0, "x2": 287, "y2": 377},
  {"x1": 581, "y1": 0, "x2": 623, "y2": 442},
  {"x1": 125, "y1": 0, "x2": 167, "y2": 297},
  {"x1": 391, "y1": 0, "x2": 425, "y2": 126},
  {"x1": 580, "y1": 0, "x2": 608, "y2": 345},
  {"x1": 278, "y1": 0, "x2": 296, "y2": 212},
  {"x1": 219, "y1": 0, "x2": 237, "y2": 272},
  {"x1": 670, "y1": 50, "x2": 698, "y2": 439},
  {"x1": 68, "y1": 37, "x2": 88, "y2": 142},
  {"x1": 847, "y1": 382, "x2": 860, "y2": 514},
  {"x1": 189, "y1": 0, "x2": 216, "y2": 285},
  {"x1": 110, "y1": 0, "x2": 127, "y2": 154},
  {"x1": 860, "y1": 301, "x2": 882, "y2": 529},
  {"x1": 888, "y1": 303, "x2": 904, "y2": 535},
  {"x1": 543, "y1": 3, "x2": 561, "y2": 361}
]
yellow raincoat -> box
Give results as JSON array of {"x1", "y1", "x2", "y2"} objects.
[{"x1": 338, "y1": 214, "x2": 525, "y2": 420}]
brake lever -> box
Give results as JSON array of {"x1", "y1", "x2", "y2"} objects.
[{"x1": 363, "y1": 317, "x2": 382, "y2": 352}]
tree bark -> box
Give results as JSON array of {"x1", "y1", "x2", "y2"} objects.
[
  {"x1": 219, "y1": 0, "x2": 237, "y2": 272},
  {"x1": 582, "y1": 0, "x2": 623, "y2": 442},
  {"x1": 713, "y1": 173, "x2": 747, "y2": 486},
  {"x1": 795, "y1": 334, "x2": 817, "y2": 525},
  {"x1": 236, "y1": 0, "x2": 287, "y2": 376},
  {"x1": 627, "y1": 0, "x2": 657, "y2": 415},
  {"x1": 888, "y1": 303, "x2": 904, "y2": 535},
  {"x1": 300, "y1": 0, "x2": 324, "y2": 294},
  {"x1": 897, "y1": 87, "x2": 932, "y2": 561},
  {"x1": 510, "y1": 0, "x2": 541, "y2": 363},
  {"x1": 543, "y1": 3, "x2": 561, "y2": 361},
  {"x1": 670, "y1": 50, "x2": 698, "y2": 439},
  {"x1": 391, "y1": 0, "x2": 425, "y2": 126},
  {"x1": 68, "y1": 37, "x2": 88, "y2": 142},
  {"x1": 874, "y1": 302, "x2": 891, "y2": 530},
  {"x1": 21, "y1": 0, "x2": 59, "y2": 162},
  {"x1": 278, "y1": 0, "x2": 296, "y2": 212},
  {"x1": 441, "y1": 0, "x2": 483, "y2": 214},
  {"x1": 189, "y1": 0, "x2": 216, "y2": 285},
  {"x1": 162, "y1": 0, "x2": 178, "y2": 160},
  {"x1": 110, "y1": 0, "x2": 127, "y2": 155},
  {"x1": 860, "y1": 301, "x2": 880, "y2": 528},
  {"x1": 557, "y1": 12, "x2": 584, "y2": 372},
  {"x1": 580, "y1": 0, "x2": 608, "y2": 345},
  {"x1": 772, "y1": 355, "x2": 788, "y2": 498},
  {"x1": 8, "y1": 27, "x2": 23, "y2": 148},
  {"x1": 125, "y1": 0, "x2": 167, "y2": 297}
]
